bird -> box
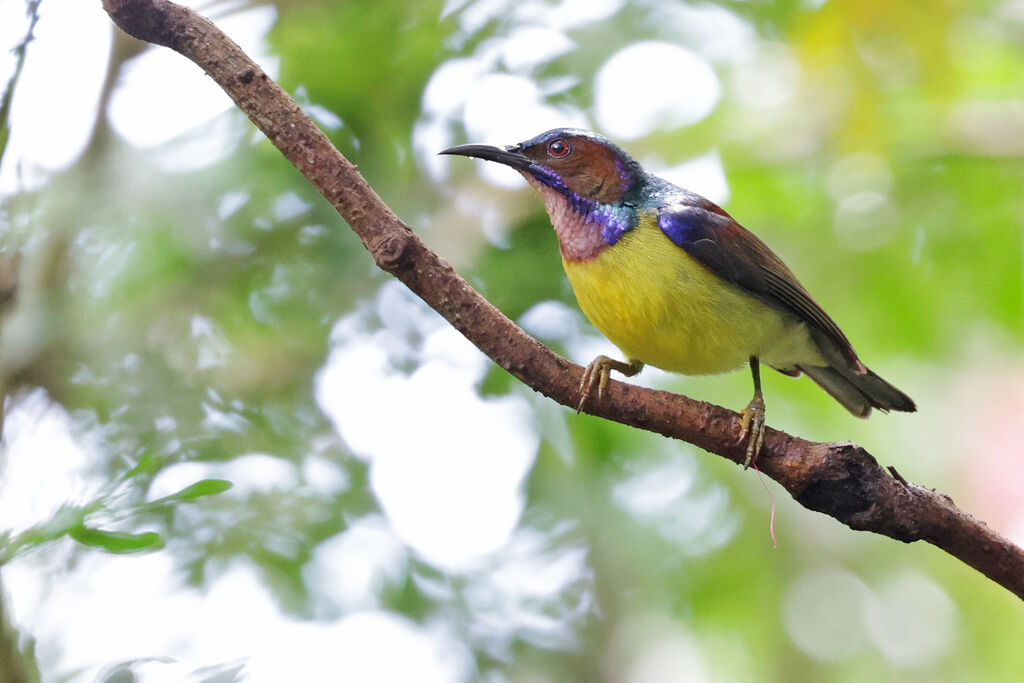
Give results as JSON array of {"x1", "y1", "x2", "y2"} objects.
[{"x1": 440, "y1": 128, "x2": 915, "y2": 467}]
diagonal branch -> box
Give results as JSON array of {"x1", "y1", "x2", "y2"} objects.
[{"x1": 101, "y1": 0, "x2": 1024, "y2": 601}]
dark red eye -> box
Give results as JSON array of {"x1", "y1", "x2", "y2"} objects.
[{"x1": 547, "y1": 139, "x2": 571, "y2": 158}]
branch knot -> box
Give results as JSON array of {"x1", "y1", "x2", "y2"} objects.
[{"x1": 371, "y1": 234, "x2": 406, "y2": 270}]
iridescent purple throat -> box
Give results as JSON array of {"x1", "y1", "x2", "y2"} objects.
[{"x1": 528, "y1": 165, "x2": 637, "y2": 247}]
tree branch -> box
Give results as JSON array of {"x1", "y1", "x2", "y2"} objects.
[{"x1": 101, "y1": 0, "x2": 1024, "y2": 601}]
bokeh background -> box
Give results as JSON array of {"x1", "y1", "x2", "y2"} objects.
[{"x1": 1, "y1": 0, "x2": 1023, "y2": 680}]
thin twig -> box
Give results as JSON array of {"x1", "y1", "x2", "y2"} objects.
[{"x1": 0, "y1": 0, "x2": 43, "y2": 168}]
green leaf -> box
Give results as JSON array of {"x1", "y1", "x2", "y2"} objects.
[
  {"x1": 161, "y1": 478, "x2": 234, "y2": 503},
  {"x1": 69, "y1": 526, "x2": 165, "y2": 554},
  {"x1": 122, "y1": 451, "x2": 165, "y2": 481}
]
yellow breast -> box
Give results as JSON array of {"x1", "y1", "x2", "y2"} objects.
[{"x1": 562, "y1": 213, "x2": 824, "y2": 375}]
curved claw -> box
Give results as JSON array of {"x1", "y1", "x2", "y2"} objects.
[
  {"x1": 736, "y1": 394, "x2": 766, "y2": 469},
  {"x1": 577, "y1": 356, "x2": 643, "y2": 412},
  {"x1": 578, "y1": 356, "x2": 613, "y2": 412}
]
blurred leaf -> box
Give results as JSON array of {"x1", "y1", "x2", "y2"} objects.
[
  {"x1": 154, "y1": 479, "x2": 233, "y2": 504},
  {"x1": 69, "y1": 526, "x2": 165, "y2": 555},
  {"x1": 121, "y1": 451, "x2": 164, "y2": 481}
]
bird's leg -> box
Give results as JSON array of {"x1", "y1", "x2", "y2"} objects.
[
  {"x1": 736, "y1": 356, "x2": 766, "y2": 469},
  {"x1": 578, "y1": 356, "x2": 644, "y2": 412}
]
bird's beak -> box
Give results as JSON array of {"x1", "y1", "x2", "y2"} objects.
[{"x1": 439, "y1": 143, "x2": 532, "y2": 171}]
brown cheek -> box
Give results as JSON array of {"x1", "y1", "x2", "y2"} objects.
[
  {"x1": 560, "y1": 169, "x2": 611, "y2": 202},
  {"x1": 590, "y1": 150, "x2": 626, "y2": 202}
]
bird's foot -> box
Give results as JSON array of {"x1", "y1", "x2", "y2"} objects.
[
  {"x1": 736, "y1": 394, "x2": 766, "y2": 469},
  {"x1": 578, "y1": 356, "x2": 643, "y2": 412}
]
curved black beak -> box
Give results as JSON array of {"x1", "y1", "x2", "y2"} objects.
[{"x1": 439, "y1": 143, "x2": 532, "y2": 171}]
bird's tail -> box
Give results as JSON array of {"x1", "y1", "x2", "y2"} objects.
[{"x1": 798, "y1": 364, "x2": 916, "y2": 418}]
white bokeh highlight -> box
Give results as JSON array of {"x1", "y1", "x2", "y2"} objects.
[
  {"x1": 611, "y1": 450, "x2": 738, "y2": 555},
  {"x1": 457, "y1": 72, "x2": 587, "y2": 188},
  {"x1": 653, "y1": 150, "x2": 730, "y2": 205},
  {"x1": 0, "y1": 0, "x2": 111, "y2": 193},
  {"x1": 107, "y1": 5, "x2": 278, "y2": 172},
  {"x1": 416, "y1": 6, "x2": 591, "y2": 185},
  {"x1": 0, "y1": 0, "x2": 280, "y2": 191},
  {"x1": 514, "y1": 0, "x2": 626, "y2": 30},
  {"x1": 607, "y1": 613, "x2": 712, "y2": 683},
  {"x1": 731, "y1": 43, "x2": 800, "y2": 110},
  {"x1": 784, "y1": 567, "x2": 957, "y2": 666},
  {"x1": 784, "y1": 568, "x2": 872, "y2": 662},
  {"x1": 647, "y1": 3, "x2": 757, "y2": 65},
  {"x1": 316, "y1": 281, "x2": 539, "y2": 571},
  {"x1": 148, "y1": 454, "x2": 300, "y2": 500},
  {"x1": 0, "y1": 390, "x2": 104, "y2": 531},
  {"x1": 305, "y1": 515, "x2": 407, "y2": 615},
  {"x1": 5, "y1": 553, "x2": 468, "y2": 682},
  {"x1": 595, "y1": 42, "x2": 721, "y2": 140},
  {"x1": 107, "y1": 6, "x2": 278, "y2": 148},
  {"x1": 861, "y1": 572, "x2": 957, "y2": 667}
]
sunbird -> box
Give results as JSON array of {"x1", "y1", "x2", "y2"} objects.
[{"x1": 441, "y1": 129, "x2": 915, "y2": 466}]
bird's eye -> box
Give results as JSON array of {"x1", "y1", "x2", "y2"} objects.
[{"x1": 547, "y1": 139, "x2": 571, "y2": 158}]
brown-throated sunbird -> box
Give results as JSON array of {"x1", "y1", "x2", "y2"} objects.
[{"x1": 441, "y1": 129, "x2": 915, "y2": 467}]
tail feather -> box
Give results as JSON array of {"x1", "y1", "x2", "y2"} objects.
[{"x1": 798, "y1": 364, "x2": 916, "y2": 418}]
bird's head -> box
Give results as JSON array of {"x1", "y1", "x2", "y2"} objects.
[
  {"x1": 442, "y1": 129, "x2": 653, "y2": 259},
  {"x1": 441, "y1": 128, "x2": 645, "y2": 205}
]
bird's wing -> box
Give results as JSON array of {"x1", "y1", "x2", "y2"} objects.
[{"x1": 657, "y1": 199, "x2": 862, "y2": 369}]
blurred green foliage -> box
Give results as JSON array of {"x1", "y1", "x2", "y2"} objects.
[{"x1": 1, "y1": 0, "x2": 1023, "y2": 680}]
